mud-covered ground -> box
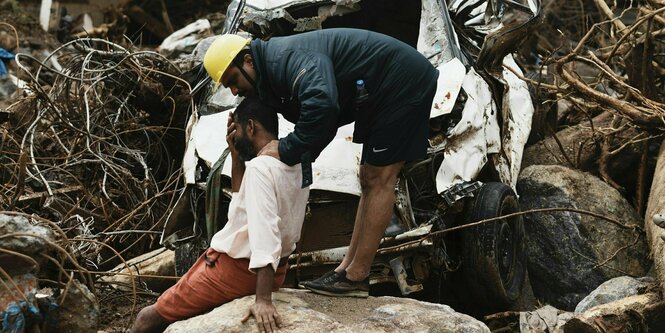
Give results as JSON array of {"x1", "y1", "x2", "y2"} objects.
[{"x1": 98, "y1": 287, "x2": 158, "y2": 332}]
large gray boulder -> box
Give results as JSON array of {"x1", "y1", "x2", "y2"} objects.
[
  {"x1": 574, "y1": 276, "x2": 654, "y2": 314},
  {"x1": 0, "y1": 273, "x2": 38, "y2": 312},
  {"x1": 165, "y1": 289, "x2": 490, "y2": 333},
  {"x1": 0, "y1": 213, "x2": 56, "y2": 275},
  {"x1": 517, "y1": 165, "x2": 650, "y2": 310},
  {"x1": 54, "y1": 279, "x2": 99, "y2": 333}
]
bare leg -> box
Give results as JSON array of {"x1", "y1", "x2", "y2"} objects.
[
  {"x1": 335, "y1": 184, "x2": 368, "y2": 272},
  {"x1": 341, "y1": 162, "x2": 404, "y2": 281},
  {"x1": 130, "y1": 305, "x2": 171, "y2": 333}
]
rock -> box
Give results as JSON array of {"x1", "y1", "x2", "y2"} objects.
[
  {"x1": 165, "y1": 289, "x2": 490, "y2": 333},
  {"x1": 0, "y1": 75, "x2": 17, "y2": 99},
  {"x1": 0, "y1": 273, "x2": 38, "y2": 311},
  {"x1": 519, "y1": 305, "x2": 574, "y2": 332},
  {"x1": 562, "y1": 293, "x2": 665, "y2": 332},
  {"x1": 517, "y1": 165, "x2": 650, "y2": 310},
  {"x1": 0, "y1": 213, "x2": 56, "y2": 275},
  {"x1": 101, "y1": 248, "x2": 176, "y2": 292},
  {"x1": 55, "y1": 279, "x2": 99, "y2": 333},
  {"x1": 575, "y1": 276, "x2": 654, "y2": 314},
  {"x1": 0, "y1": 31, "x2": 18, "y2": 51},
  {"x1": 521, "y1": 112, "x2": 643, "y2": 193},
  {"x1": 645, "y1": 139, "x2": 665, "y2": 293}
]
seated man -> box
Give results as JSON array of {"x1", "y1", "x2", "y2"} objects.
[{"x1": 130, "y1": 96, "x2": 310, "y2": 333}]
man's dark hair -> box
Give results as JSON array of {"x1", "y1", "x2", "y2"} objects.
[
  {"x1": 234, "y1": 96, "x2": 278, "y2": 137},
  {"x1": 232, "y1": 48, "x2": 251, "y2": 68}
]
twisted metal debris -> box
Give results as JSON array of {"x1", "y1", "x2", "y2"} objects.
[{"x1": 1, "y1": 38, "x2": 193, "y2": 268}]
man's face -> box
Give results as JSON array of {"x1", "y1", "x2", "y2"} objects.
[
  {"x1": 233, "y1": 124, "x2": 257, "y2": 161},
  {"x1": 221, "y1": 55, "x2": 257, "y2": 97}
]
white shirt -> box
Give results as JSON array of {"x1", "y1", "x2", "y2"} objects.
[{"x1": 210, "y1": 156, "x2": 310, "y2": 272}]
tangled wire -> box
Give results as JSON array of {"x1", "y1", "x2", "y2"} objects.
[{"x1": 1, "y1": 38, "x2": 193, "y2": 268}]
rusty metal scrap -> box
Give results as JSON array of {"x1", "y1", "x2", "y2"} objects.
[{"x1": 1, "y1": 38, "x2": 193, "y2": 268}]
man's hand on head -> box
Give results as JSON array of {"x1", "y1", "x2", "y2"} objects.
[
  {"x1": 227, "y1": 111, "x2": 239, "y2": 157},
  {"x1": 258, "y1": 140, "x2": 280, "y2": 160},
  {"x1": 241, "y1": 299, "x2": 282, "y2": 333}
]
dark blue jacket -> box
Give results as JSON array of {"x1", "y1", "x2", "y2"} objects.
[{"x1": 250, "y1": 28, "x2": 438, "y2": 176}]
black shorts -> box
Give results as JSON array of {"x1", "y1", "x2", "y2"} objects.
[{"x1": 358, "y1": 90, "x2": 434, "y2": 166}]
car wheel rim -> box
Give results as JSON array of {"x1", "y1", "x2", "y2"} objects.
[{"x1": 497, "y1": 220, "x2": 515, "y2": 287}]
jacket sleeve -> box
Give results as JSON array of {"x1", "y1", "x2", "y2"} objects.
[{"x1": 278, "y1": 51, "x2": 340, "y2": 166}]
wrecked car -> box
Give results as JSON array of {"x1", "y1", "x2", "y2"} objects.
[{"x1": 162, "y1": 0, "x2": 541, "y2": 314}]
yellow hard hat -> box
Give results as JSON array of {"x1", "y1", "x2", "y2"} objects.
[{"x1": 203, "y1": 34, "x2": 251, "y2": 86}]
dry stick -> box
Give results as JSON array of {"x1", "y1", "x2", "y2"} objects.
[
  {"x1": 567, "y1": 97, "x2": 598, "y2": 130},
  {"x1": 557, "y1": 64, "x2": 661, "y2": 127},
  {"x1": 503, "y1": 65, "x2": 559, "y2": 91},
  {"x1": 571, "y1": 248, "x2": 632, "y2": 276},
  {"x1": 603, "y1": 6, "x2": 665, "y2": 64},
  {"x1": 636, "y1": 138, "x2": 651, "y2": 216},
  {"x1": 490, "y1": 327, "x2": 514, "y2": 333},
  {"x1": 640, "y1": 6, "x2": 665, "y2": 26},
  {"x1": 547, "y1": 126, "x2": 577, "y2": 168},
  {"x1": 577, "y1": 136, "x2": 596, "y2": 168},
  {"x1": 159, "y1": 0, "x2": 174, "y2": 33},
  {"x1": 607, "y1": 132, "x2": 659, "y2": 156},
  {"x1": 594, "y1": 228, "x2": 643, "y2": 269},
  {"x1": 77, "y1": 270, "x2": 180, "y2": 280},
  {"x1": 8, "y1": 151, "x2": 27, "y2": 210},
  {"x1": 598, "y1": 115, "x2": 624, "y2": 193},
  {"x1": 59, "y1": 272, "x2": 75, "y2": 306},
  {"x1": 584, "y1": 53, "x2": 646, "y2": 99},
  {"x1": 484, "y1": 310, "x2": 522, "y2": 321},
  {"x1": 593, "y1": 0, "x2": 628, "y2": 35},
  {"x1": 642, "y1": 18, "x2": 654, "y2": 100}
]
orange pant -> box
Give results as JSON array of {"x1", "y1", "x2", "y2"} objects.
[{"x1": 154, "y1": 248, "x2": 287, "y2": 322}]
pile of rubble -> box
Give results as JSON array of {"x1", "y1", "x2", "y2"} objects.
[
  {"x1": 1, "y1": 35, "x2": 193, "y2": 266},
  {"x1": 1, "y1": 4, "x2": 199, "y2": 331}
]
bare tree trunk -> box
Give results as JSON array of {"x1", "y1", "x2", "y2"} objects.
[{"x1": 646, "y1": 138, "x2": 665, "y2": 291}]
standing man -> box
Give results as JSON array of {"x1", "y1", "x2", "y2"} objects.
[
  {"x1": 130, "y1": 97, "x2": 309, "y2": 333},
  {"x1": 203, "y1": 28, "x2": 438, "y2": 298}
]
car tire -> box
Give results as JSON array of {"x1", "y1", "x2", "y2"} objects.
[{"x1": 461, "y1": 181, "x2": 526, "y2": 313}]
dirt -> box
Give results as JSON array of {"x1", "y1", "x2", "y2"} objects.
[
  {"x1": 97, "y1": 287, "x2": 158, "y2": 333},
  {"x1": 0, "y1": 0, "x2": 59, "y2": 51}
]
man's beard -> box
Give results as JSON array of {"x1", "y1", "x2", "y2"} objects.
[
  {"x1": 238, "y1": 89, "x2": 256, "y2": 98},
  {"x1": 234, "y1": 134, "x2": 256, "y2": 161}
]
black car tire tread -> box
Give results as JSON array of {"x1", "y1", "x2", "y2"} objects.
[{"x1": 461, "y1": 181, "x2": 526, "y2": 312}]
